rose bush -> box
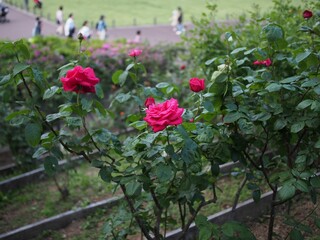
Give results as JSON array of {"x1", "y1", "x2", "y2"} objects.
[{"x1": 1, "y1": 0, "x2": 320, "y2": 239}]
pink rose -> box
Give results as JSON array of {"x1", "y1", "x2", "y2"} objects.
[
  {"x1": 189, "y1": 78, "x2": 205, "y2": 92},
  {"x1": 129, "y1": 49, "x2": 142, "y2": 57},
  {"x1": 144, "y1": 97, "x2": 155, "y2": 108},
  {"x1": 303, "y1": 10, "x2": 313, "y2": 19},
  {"x1": 60, "y1": 66, "x2": 100, "y2": 93},
  {"x1": 144, "y1": 98, "x2": 184, "y2": 132},
  {"x1": 253, "y1": 60, "x2": 262, "y2": 65}
]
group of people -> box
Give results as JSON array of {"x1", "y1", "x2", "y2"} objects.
[{"x1": 55, "y1": 6, "x2": 107, "y2": 40}]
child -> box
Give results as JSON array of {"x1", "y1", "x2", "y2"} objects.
[{"x1": 32, "y1": 17, "x2": 41, "y2": 36}]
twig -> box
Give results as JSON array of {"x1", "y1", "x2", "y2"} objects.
[{"x1": 232, "y1": 174, "x2": 247, "y2": 210}]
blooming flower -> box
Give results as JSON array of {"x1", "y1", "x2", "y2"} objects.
[
  {"x1": 303, "y1": 10, "x2": 313, "y2": 19},
  {"x1": 129, "y1": 49, "x2": 142, "y2": 57},
  {"x1": 144, "y1": 98, "x2": 184, "y2": 132},
  {"x1": 144, "y1": 97, "x2": 155, "y2": 108},
  {"x1": 60, "y1": 66, "x2": 100, "y2": 93},
  {"x1": 253, "y1": 58, "x2": 272, "y2": 67},
  {"x1": 180, "y1": 65, "x2": 186, "y2": 70},
  {"x1": 189, "y1": 78, "x2": 205, "y2": 92}
]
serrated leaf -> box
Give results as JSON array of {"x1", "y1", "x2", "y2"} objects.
[
  {"x1": 25, "y1": 123, "x2": 42, "y2": 147},
  {"x1": 296, "y1": 99, "x2": 313, "y2": 110},
  {"x1": 223, "y1": 112, "x2": 242, "y2": 123},
  {"x1": 155, "y1": 164, "x2": 173, "y2": 182},
  {"x1": 125, "y1": 181, "x2": 142, "y2": 196},
  {"x1": 5, "y1": 109, "x2": 30, "y2": 121},
  {"x1": 43, "y1": 86, "x2": 60, "y2": 100},
  {"x1": 115, "y1": 93, "x2": 131, "y2": 103},
  {"x1": 278, "y1": 184, "x2": 295, "y2": 201},
  {"x1": 95, "y1": 84, "x2": 104, "y2": 99},
  {"x1": 274, "y1": 119, "x2": 287, "y2": 130},
  {"x1": 13, "y1": 63, "x2": 30, "y2": 76},
  {"x1": 291, "y1": 122, "x2": 305, "y2": 133},
  {"x1": 129, "y1": 121, "x2": 147, "y2": 130},
  {"x1": 156, "y1": 82, "x2": 169, "y2": 89},
  {"x1": 266, "y1": 83, "x2": 282, "y2": 92}
]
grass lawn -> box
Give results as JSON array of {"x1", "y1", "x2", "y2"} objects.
[{"x1": 11, "y1": 0, "x2": 303, "y2": 27}]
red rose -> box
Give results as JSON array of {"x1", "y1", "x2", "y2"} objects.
[
  {"x1": 144, "y1": 98, "x2": 184, "y2": 132},
  {"x1": 144, "y1": 97, "x2": 155, "y2": 108},
  {"x1": 129, "y1": 49, "x2": 142, "y2": 57},
  {"x1": 262, "y1": 58, "x2": 272, "y2": 67},
  {"x1": 180, "y1": 65, "x2": 186, "y2": 70},
  {"x1": 253, "y1": 60, "x2": 262, "y2": 65},
  {"x1": 189, "y1": 78, "x2": 205, "y2": 92},
  {"x1": 60, "y1": 66, "x2": 100, "y2": 93},
  {"x1": 303, "y1": 10, "x2": 313, "y2": 19}
]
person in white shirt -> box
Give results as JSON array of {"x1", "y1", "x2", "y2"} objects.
[
  {"x1": 64, "y1": 13, "x2": 75, "y2": 38},
  {"x1": 56, "y1": 6, "x2": 63, "y2": 35},
  {"x1": 78, "y1": 21, "x2": 91, "y2": 40}
]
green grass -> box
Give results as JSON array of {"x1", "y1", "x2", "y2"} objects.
[{"x1": 10, "y1": 0, "x2": 303, "y2": 27}]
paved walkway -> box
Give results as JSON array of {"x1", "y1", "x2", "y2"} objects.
[{"x1": 0, "y1": 4, "x2": 183, "y2": 45}]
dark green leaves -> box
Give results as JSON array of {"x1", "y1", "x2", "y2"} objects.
[
  {"x1": 155, "y1": 163, "x2": 173, "y2": 182},
  {"x1": 44, "y1": 156, "x2": 59, "y2": 175},
  {"x1": 43, "y1": 86, "x2": 60, "y2": 100},
  {"x1": 25, "y1": 123, "x2": 42, "y2": 147},
  {"x1": 278, "y1": 184, "x2": 295, "y2": 201}
]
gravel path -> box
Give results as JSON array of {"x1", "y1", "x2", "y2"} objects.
[{"x1": 0, "y1": 4, "x2": 184, "y2": 45}]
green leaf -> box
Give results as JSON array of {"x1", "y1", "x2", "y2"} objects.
[
  {"x1": 112, "y1": 70, "x2": 123, "y2": 85},
  {"x1": 13, "y1": 63, "x2": 30, "y2": 76},
  {"x1": 310, "y1": 176, "x2": 320, "y2": 188},
  {"x1": 252, "y1": 189, "x2": 261, "y2": 202},
  {"x1": 205, "y1": 57, "x2": 217, "y2": 65},
  {"x1": 291, "y1": 122, "x2": 305, "y2": 133},
  {"x1": 125, "y1": 181, "x2": 142, "y2": 197},
  {"x1": 289, "y1": 229, "x2": 304, "y2": 240},
  {"x1": 95, "y1": 84, "x2": 104, "y2": 99},
  {"x1": 32, "y1": 147, "x2": 48, "y2": 159},
  {"x1": 44, "y1": 156, "x2": 59, "y2": 175},
  {"x1": 93, "y1": 100, "x2": 107, "y2": 117},
  {"x1": 99, "y1": 166, "x2": 113, "y2": 182},
  {"x1": 315, "y1": 218, "x2": 320, "y2": 229},
  {"x1": 274, "y1": 119, "x2": 287, "y2": 130},
  {"x1": 129, "y1": 121, "x2": 147, "y2": 130},
  {"x1": 66, "y1": 117, "x2": 82, "y2": 128},
  {"x1": 262, "y1": 24, "x2": 284, "y2": 42},
  {"x1": 14, "y1": 40, "x2": 30, "y2": 59},
  {"x1": 231, "y1": 47, "x2": 247, "y2": 55},
  {"x1": 266, "y1": 83, "x2": 282, "y2": 92},
  {"x1": 115, "y1": 93, "x2": 131, "y2": 103},
  {"x1": 156, "y1": 82, "x2": 170, "y2": 89},
  {"x1": 43, "y1": 86, "x2": 60, "y2": 100},
  {"x1": 25, "y1": 123, "x2": 42, "y2": 147},
  {"x1": 5, "y1": 109, "x2": 30, "y2": 121},
  {"x1": 294, "y1": 180, "x2": 309, "y2": 193},
  {"x1": 203, "y1": 101, "x2": 214, "y2": 113},
  {"x1": 315, "y1": 139, "x2": 320, "y2": 149},
  {"x1": 278, "y1": 184, "x2": 295, "y2": 201},
  {"x1": 296, "y1": 51, "x2": 311, "y2": 63},
  {"x1": 119, "y1": 71, "x2": 129, "y2": 86},
  {"x1": 223, "y1": 112, "x2": 242, "y2": 123},
  {"x1": 126, "y1": 63, "x2": 135, "y2": 71},
  {"x1": 155, "y1": 163, "x2": 173, "y2": 182},
  {"x1": 296, "y1": 99, "x2": 313, "y2": 110},
  {"x1": 0, "y1": 74, "x2": 12, "y2": 86}
]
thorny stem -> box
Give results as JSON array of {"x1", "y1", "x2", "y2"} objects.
[
  {"x1": 268, "y1": 185, "x2": 278, "y2": 240},
  {"x1": 232, "y1": 174, "x2": 247, "y2": 210},
  {"x1": 178, "y1": 202, "x2": 186, "y2": 230},
  {"x1": 120, "y1": 184, "x2": 153, "y2": 240},
  {"x1": 178, "y1": 198, "x2": 217, "y2": 240}
]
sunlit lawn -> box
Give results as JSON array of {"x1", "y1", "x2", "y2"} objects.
[{"x1": 11, "y1": 0, "x2": 303, "y2": 27}]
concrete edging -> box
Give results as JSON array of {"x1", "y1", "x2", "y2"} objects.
[
  {"x1": 165, "y1": 191, "x2": 273, "y2": 239},
  {"x1": 0, "y1": 195, "x2": 123, "y2": 240}
]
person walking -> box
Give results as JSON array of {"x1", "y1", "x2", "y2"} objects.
[
  {"x1": 95, "y1": 15, "x2": 107, "y2": 40},
  {"x1": 32, "y1": 16, "x2": 41, "y2": 36},
  {"x1": 170, "y1": 8, "x2": 179, "y2": 32},
  {"x1": 133, "y1": 30, "x2": 141, "y2": 43},
  {"x1": 55, "y1": 5, "x2": 63, "y2": 35},
  {"x1": 176, "y1": 7, "x2": 184, "y2": 35},
  {"x1": 24, "y1": 0, "x2": 29, "y2": 11},
  {"x1": 78, "y1": 20, "x2": 91, "y2": 39},
  {"x1": 64, "y1": 13, "x2": 75, "y2": 38}
]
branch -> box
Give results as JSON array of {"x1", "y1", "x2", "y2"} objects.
[
  {"x1": 120, "y1": 184, "x2": 154, "y2": 240},
  {"x1": 232, "y1": 174, "x2": 247, "y2": 210}
]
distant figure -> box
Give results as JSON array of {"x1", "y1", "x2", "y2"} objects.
[
  {"x1": 176, "y1": 7, "x2": 184, "y2": 35},
  {"x1": 96, "y1": 15, "x2": 107, "y2": 40},
  {"x1": 170, "y1": 8, "x2": 179, "y2": 32},
  {"x1": 133, "y1": 30, "x2": 141, "y2": 43},
  {"x1": 78, "y1": 21, "x2": 91, "y2": 39},
  {"x1": 32, "y1": 16, "x2": 41, "y2": 36},
  {"x1": 64, "y1": 13, "x2": 75, "y2": 38},
  {"x1": 55, "y1": 6, "x2": 63, "y2": 35},
  {"x1": 24, "y1": 0, "x2": 29, "y2": 11}
]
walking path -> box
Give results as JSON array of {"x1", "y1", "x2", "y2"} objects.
[{"x1": 0, "y1": 4, "x2": 184, "y2": 45}]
